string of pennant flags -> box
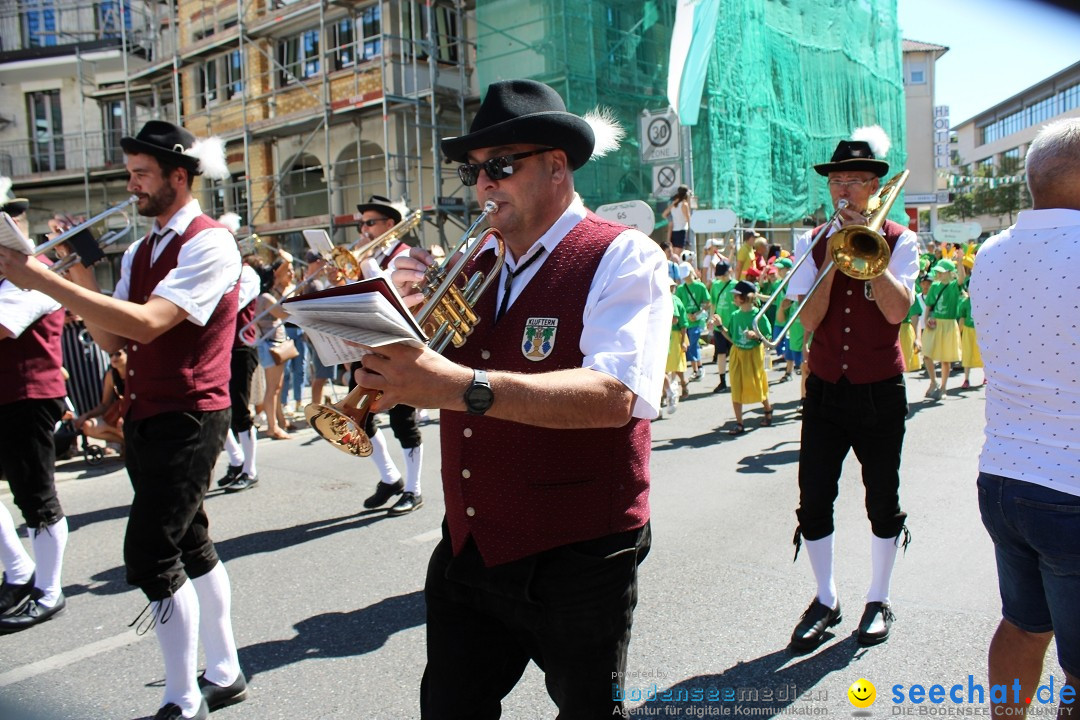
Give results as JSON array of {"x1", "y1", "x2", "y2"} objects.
[{"x1": 938, "y1": 171, "x2": 1026, "y2": 189}]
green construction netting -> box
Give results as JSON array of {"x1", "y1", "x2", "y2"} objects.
[{"x1": 474, "y1": 0, "x2": 907, "y2": 225}]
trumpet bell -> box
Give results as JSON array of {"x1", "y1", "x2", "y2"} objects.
[
  {"x1": 329, "y1": 245, "x2": 363, "y2": 281},
  {"x1": 304, "y1": 400, "x2": 375, "y2": 457},
  {"x1": 828, "y1": 228, "x2": 891, "y2": 280}
]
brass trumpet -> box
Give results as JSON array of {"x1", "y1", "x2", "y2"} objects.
[
  {"x1": 1, "y1": 195, "x2": 137, "y2": 280},
  {"x1": 305, "y1": 201, "x2": 505, "y2": 456},
  {"x1": 752, "y1": 169, "x2": 909, "y2": 347}
]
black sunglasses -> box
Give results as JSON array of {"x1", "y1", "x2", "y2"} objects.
[
  {"x1": 457, "y1": 148, "x2": 555, "y2": 187},
  {"x1": 360, "y1": 217, "x2": 391, "y2": 227}
]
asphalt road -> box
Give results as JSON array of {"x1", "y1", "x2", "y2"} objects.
[{"x1": 0, "y1": 360, "x2": 1063, "y2": 720}]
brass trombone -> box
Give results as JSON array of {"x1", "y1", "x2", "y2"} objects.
[
  {"x1": 305, "y1": 201, "x2": 505, "y2": 456},
  {"x1": 1, "y1": 195, "x2": 138, "y2": 280},
  {"x1": 236, "y1": 211, "x2": 425, "y2": 346},
  {"x1": 751, "y1": 170, "x2": 909, "y2": 347}
]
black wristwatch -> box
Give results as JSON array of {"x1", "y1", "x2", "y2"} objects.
[{"x1": 464, "y1": 369, "x2": 494, "y2": 415}]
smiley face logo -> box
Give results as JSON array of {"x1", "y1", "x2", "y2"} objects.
[{"x1": 848, "y1": 678, "x2": 876, "y2": 708}]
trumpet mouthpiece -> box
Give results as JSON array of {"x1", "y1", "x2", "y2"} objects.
[
  {"x1": 483, "y1": 200, "x2": 498, "y2": 214},
  {"x1": 837, "y1": 199, "x2": 849, "y2": 210}
]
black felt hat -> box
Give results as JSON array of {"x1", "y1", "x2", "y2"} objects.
[
  {"x1": 814, "y1": 140, "x2": 889, "y2": 178},
  {"x1": 355, "y1": 195, "x2": 406, "y2": 224},
  {"x1": 441, "y1": 80, "x2": 595, "y2": 170},
  {"x1": 734, "y1": 280, "x2": 757, "y2": 296},
  {"x1": 120, "y1": 120, "x2": 201, "y2": 174}
]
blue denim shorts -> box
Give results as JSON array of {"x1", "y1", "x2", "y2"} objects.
[
  {"x1": 784, "y1": 349, "x2": 803, "y2": 365},
  {"x1": 256, "y1": 339, "x2": 276, "y2": 368},
  {"x1": 977, "y1": 472, "x2": 1080, "y2": 676}
]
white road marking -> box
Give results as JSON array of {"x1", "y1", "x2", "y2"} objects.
[
  {"x1": 401, "y1": 528, "x2": 442, "y2": 545},
  {"x1": 0, "y1": 629, "x2": 145, "y2": 687}
]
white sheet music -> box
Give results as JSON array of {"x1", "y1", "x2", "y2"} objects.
[{"x1": 0, "y1": 213, "x2": 34, "y2": 255}]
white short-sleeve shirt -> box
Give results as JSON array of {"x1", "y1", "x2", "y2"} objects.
[
  {"x1": 785, "y1": 220, "x2": 920, "y2": 299},
  {"x1": 970, "y1": 208, "x2": 1080, "y2": 496},
  {"x1": 113, "y1": 199, "x2": 241, "y2": 326},
  {"x1": 0, "y1": 279, "x2": 62, "y2": 338}
]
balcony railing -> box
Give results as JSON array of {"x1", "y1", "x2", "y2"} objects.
[{"x1": 0, "y1": 131, "x2": 123, "y2": 177}]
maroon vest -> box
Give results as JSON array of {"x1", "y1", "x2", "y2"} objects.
[
  {"x1": 440, "y1": 213, "x2": 651, "y2": 567},
  {"x1": 808, "y1": 219, "x2": 908, "y2": 384},
  {"x1": 0, "y1": 284, "x2": 65, "y2": 405},
  {"x1": 125, "y1": 215, "x2": 239, "y2": 420}
]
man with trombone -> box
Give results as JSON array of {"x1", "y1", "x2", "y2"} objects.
[
  {"x1": 782, "y1": 128, "x2": 919, "y2": 651},
  {"x1": 359, "y1": 79, "x2": 669, "y2": 717},
  {"x1": 0, "y1": 121, "x2": 247, "y2": 720}
]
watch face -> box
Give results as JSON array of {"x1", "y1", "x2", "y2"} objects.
[{"x1": 468, "y1": 385, "x2": 494, "y2": 410}]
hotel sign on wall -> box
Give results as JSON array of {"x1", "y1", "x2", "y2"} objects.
[{"x1": 934, "y1": 106, "x2": 950, "y2": 169}]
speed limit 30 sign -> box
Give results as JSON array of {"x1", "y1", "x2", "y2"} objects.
[{"x1": 640, "y1": 108, "x2": 681, "y2": 163}]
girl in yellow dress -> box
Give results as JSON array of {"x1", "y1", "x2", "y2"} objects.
[{"x1": 720, "y1": 281, "x2": 773, "y2": 434}]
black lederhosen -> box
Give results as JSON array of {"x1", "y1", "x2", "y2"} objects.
[
  {"x1": 123, "y1": 408, "x2": 231, "y2": 601},
  {"x1": 0, "y1": 397, "x2": 65, "y2": 529},
  {"x1": 228, "y1": 345, "x2": 258, "y2": 434},
  {"x1": 796, "y1": 373, "x2": 908, "y2": 541}
]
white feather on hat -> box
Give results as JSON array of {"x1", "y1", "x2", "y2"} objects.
[
  {"x1": 184, "y1": 136, "x2": 230, "y2": 181},
  {"x1": 583, "y1": 107, "x2": 625, "y2": 159},
  {"x1": 852, "y1": 125, "x2": 891, "y2": 160},
  {"x1": 218, "y1": 212, "x2": 242, "y2": 234},
  {"x1": 0, "y1": 176, "x2": 12, "y2": 202}
]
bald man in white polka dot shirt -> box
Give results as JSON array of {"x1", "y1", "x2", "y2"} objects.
[{"x1": 970, "y1": 117, "x2": 1080, "y2": 716}]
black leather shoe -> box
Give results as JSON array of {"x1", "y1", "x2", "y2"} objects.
[
  {"x1": 217, "y1": 465, "x2": 242, "y2": 488},
  {"x1": 790, "y1": 598, "x2": 842, "y2": 651},
  {"x1": 388, "y1": 492, "x2": 423, "y2": 516},
  {"x1": 857, "y1": 601, "x2": 895, "y2": 646},
  {"x1": 364, "y1": 478, "x2": 404, "y2": 509},
  {"x1": 0, "y1": 572, "x2": 35, "y2": 615},
  {"x1": 224, "y1": 473, "x2": 258, "y2": 493},
  {"x1": 199, "y1": 672, "x2": 249, "y2": 711},
  {"x1": 153, "y1": 699, "x2": 209, "y2": 720},
  {"x1": 0, "y1": 591, "x2": 65, "y2": 633}
]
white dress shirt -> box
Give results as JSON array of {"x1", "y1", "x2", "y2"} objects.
[
  {"x1": 475, "y1": 195, "x2": 672, "y2": 419},
  {"x1": 113, "y1": 199, "x2": 241, "y2": 326}
]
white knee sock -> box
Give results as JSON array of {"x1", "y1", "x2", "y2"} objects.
[
  {"x1": 805, "y1": 534, "x2": 838, "y2": 609},
  {"x1": 403, "y1": 446, "x2": 423, "y2": 495},
  {"x1": 191, "y1": 562, "x2": 241, "y2": 687},
  {"x1": 239, "y1": 427, "x2": 257, "y2": 477},
  {"x1": 867, "y1": 533, "x2": 901, "y2": 604},
  {"x1": 30, "y1": 517, "x2": 67, "y2": 607},
  {"x1": 223, "y1": 430, "x2": 243, "y2": 467},
  {"x1": 0, "y1": 504, "x2": 34, "y2": 584},
  {"x1": 154, "y1": 580, "x2": 202, "y2": 717},
  {"x1": 368, "y1": 429, "x2": 400, "y2": 484}
]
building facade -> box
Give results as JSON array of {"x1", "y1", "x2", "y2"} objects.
[
  {"x1": 901, "y1": 38, "x2": 948, "y2": 232},
  {"x1": 0, "y1": 0, "x2": 476, "y2": 289},
  {"x1": 951, "y1": 59, "x2": 1080, "y2": 234}
]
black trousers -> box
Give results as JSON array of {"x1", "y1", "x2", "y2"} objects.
[
  {"x1": 123, "y1": 409, "x2": 231, "y2": 601},
  {"x1": 229, "y1": 345, "x2": 258, "y2": 434},
  {"x1": 796, "y1": 373, "x2": 908, "y2": 541},
  {"x1": 0, "y1": 398, "x2": 65, "y2": 529},
  {"x1": 420, "y1": 521, "x2": 651, "y2": 720}
]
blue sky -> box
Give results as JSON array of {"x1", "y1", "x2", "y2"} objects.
[{"x1": 897, "y1": 0, "x2": 1080, "y2": 125}]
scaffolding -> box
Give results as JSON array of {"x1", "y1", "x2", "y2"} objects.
[{"x1": 0, "y1": 0, "x2": 475, "y2": 262}]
